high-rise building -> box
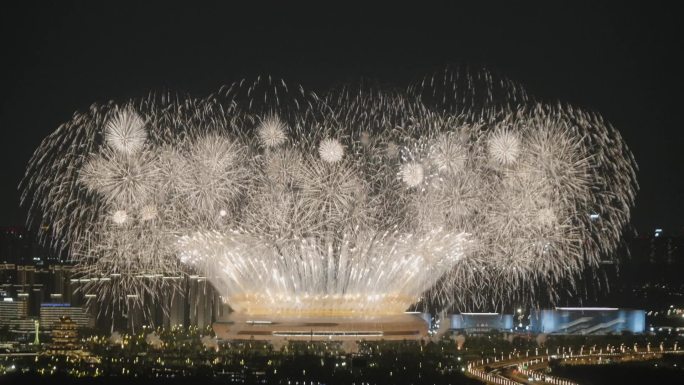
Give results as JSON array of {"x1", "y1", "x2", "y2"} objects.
[
  {"x1": 164, "y1": 286, "x2": 186, "y2": 328},
  {"x1": 187, "y1": 276, "x2": 218, "y2": 329},
  {"x1": 0, "y1": 299, "x2": 29, "y2": 327},
  {"x1": 1, "y1": 227, "x2": 211, "y2": 333},
  {"x1": 40, "y1": 303, "x2": 94, "y2": 330}
]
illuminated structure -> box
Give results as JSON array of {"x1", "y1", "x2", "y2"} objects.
[
  {"x1": 43, "y1": 316, "x2": 98, "y2": 362},
  {"x1": 214, "y1": 312, "x2": 429, "y2": 341},
  {"x1": 48, "y1": 316, "x2": 79, "y2": 353},
  {"x1": 34, "y1": 320, "x2": 40, "y2": 345},
  {"x1": 529, "y1": 307, "x2": 646, "y2": 335},
  {"x1": 40, "y1": 303, "x2": 93, "y2": 329},
  {"x1": 448, "y1": 313, "x2": 514, "y2": 334},
  {"x1": 0, "y1": 299, "x2": 28, "y2": 326},
  {"x1": 22, "y1": 69, "x2": 637, "y2": 338}
]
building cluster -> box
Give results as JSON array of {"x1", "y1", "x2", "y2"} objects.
[
  {"x1": 2, "y1": 226, "x2": 680, "y2": 337},
  {"x1": 445, "y1": 308, "x2": 646, "y2": 335},
  {"x1": 1, "y1": 227, "x2": 226, "y2": 337},
  {"x1": 1, "y1": 227, "x2": 76, "y2": 333}
]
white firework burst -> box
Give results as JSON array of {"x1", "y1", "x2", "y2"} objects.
[
  {"x1": 257, "y1": 115, "x2": 288, "y2": 148},
  {"x1": 178, "y1": 229, "x2": 469, "y2": 315},
  {"x1": 263, "y1": 147, "x2": 304, "y2": 187},
  {"x1": 297, "y1": 158, "x2": 368, "y2": 229},
  {"x1": 78, "y1": 148, "x2": 158, "y2": 207},
  {"x1": 104, "y1": 109, "x2": 147, "y2": 155},
  {"x1": 488, "y1": 130, "x2": 521, "y2": 166},
  {"x1": 431, "y1": 133, "x2": 466, "y2": 175},
  {"x1": 22, "y1": 70, "x2": 638, "y2": 321},
  {"x1": 174, "y1": 133, "x2": 249, "y2": 224},
  {"x1": 400, "y1": 162, "x2": 425, "y2": 187},
  {"x1": 140, "y1": 205, "x2": 158, "y2": 221},
  {"x1": 111, "y1": 210, "x2": 128, "y2": 225},
  {"x1": 318, "y1": 138, "x2": 344, "y2": 163}
]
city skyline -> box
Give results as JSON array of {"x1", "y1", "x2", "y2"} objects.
[{"x1": 1, "y1": 4, "x2": 683, "y2": 384}]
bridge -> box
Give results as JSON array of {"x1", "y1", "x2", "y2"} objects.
[{"x1": 465, "y1": 345, "x2": 683, "y2": 385}]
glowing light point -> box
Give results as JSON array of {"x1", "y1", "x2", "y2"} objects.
[
  {"x1": 432, "y1": 134, "x2": 466, "y2": 174},
  {"x1": 257, "y1": 115, "x2": 287, "y2": 148},
  {"x1": 319, "y1": 138, "x2": 344, "y2": 163},
  {"x1": 111, "y1": 210, "x2": 128, "y2": 225},
  {"x1": 488, "y1": 130, "x2": 520, "y2": 165},
  {"x1": 400, "y1": 162, "x2": 425, "y2": 187},
  {"x1": 104, "y1": 109, "x2": 147, "y2": 155}
]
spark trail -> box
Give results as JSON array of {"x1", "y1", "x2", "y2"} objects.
[{"x1": 21, "y1": 70, "x2": 638, "y2": 319}]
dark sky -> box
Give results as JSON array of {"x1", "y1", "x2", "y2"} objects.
[{"x1": 1, "y1": 2, "x2": 682, "y2": 235}]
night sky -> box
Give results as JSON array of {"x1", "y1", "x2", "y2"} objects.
[{"x1": 1, "y1": 2, "x2": 682, "y2": 236}]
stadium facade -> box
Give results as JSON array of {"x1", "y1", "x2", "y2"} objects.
[
  {"x1": 448, "y1": 313, "x2": 514, "y2": 334},
  {"x1": 529, "y1": 307, "x2": 646, "y2": 335},
  {"x1": 213, "y1": 312, "x2": 429, "y2": 341}
]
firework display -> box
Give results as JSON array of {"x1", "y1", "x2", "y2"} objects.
[{"x1": 21, "y1": 70, "x2": 638, "y2": 319}]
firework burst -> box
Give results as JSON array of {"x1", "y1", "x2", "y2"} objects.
[
  {"x1": 104, "y1": 108, "x2": 147, "y2": 156},
  {"x1": 21, "y1": 69, "x2": 637, "y2": 320},
  {"x1": 318, "y1": 138, "x2": 345, "y2": 163},
  {"x1": 257, "y1": 114, "x2": 288, "y2": 148}
]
